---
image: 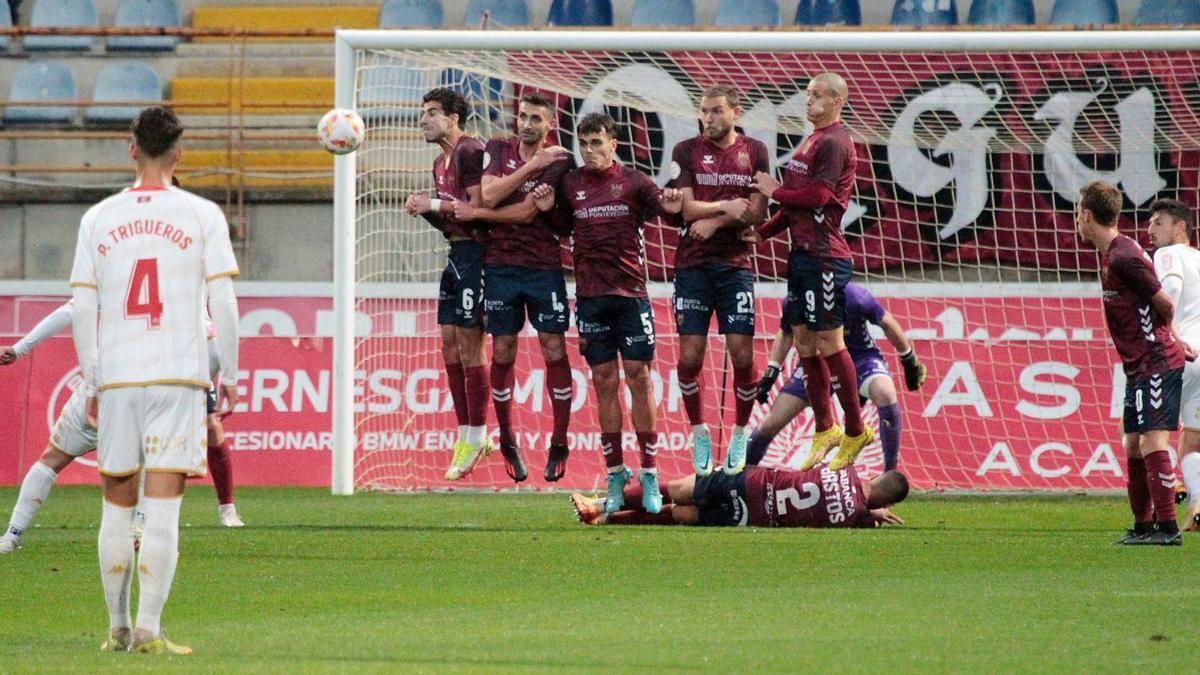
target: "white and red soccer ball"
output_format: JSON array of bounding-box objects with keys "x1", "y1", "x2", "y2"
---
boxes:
[{"x1": 318, "y1": 108, "x2": 365, "y2": 155}]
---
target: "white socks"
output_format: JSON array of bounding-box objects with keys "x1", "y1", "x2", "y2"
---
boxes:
[
  {"x1": 1182, "y1": 452, "x2": 1200, "y2": 510},
  {"x1": 692, "y1": 424, "x2": 710, "y2": 439},
  {"x1": 98, "y1": 500, "x2": 135, "y2": 632},
  {"x1": 457, "y1": 424, "x2": 467, "y2": 443},
  {"x1": 135, "y1": 496, "x2": 182, "y2": 638},
  {"x1": 465, "y1": 425, "x2": 487, "y2": 447},
  {"x1": 7, "y1": 462, "x2": 57, "y2": 538}
]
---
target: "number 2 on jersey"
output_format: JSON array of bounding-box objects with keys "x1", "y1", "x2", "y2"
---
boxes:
[{"x1": 125, "y1": 258, "x2": 163, "y2": 329}]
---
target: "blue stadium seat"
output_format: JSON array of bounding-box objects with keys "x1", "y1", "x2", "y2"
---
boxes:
[
  {"x1": 439, "y1": 68, "x2": 505, "y2": 120},
  {"x1": 715, "y1": 0, "x2": 779, "y2": 26},
  {"x1": 4, "y1": 61, "x2": 77, "y2": 124},
  {"x1": 631, "y1": 0, "x2": 695, "y2": 26},
  {"x1": 358, "y1": 65, "x2": 426, "y2": 122},
  {"x1": 107, "y1": 0, "x2": 181, "y2": 51},
  {"x1": 967, "y1": 0, "x2": 1033, "y2": 25},
  {"x1": 0, "y1": 8, "x2": 11, "y2": 50},
  {"x1": 1050, "y1": 0, "x2": 1117, "y2": 25},
  {"x1": 24, "y1": 0, "x2": 99, "y2": 51},
  {"x1": 795, "y1": 0, "x2": 861, "y2": 26},
  {"x1": 379, "y1": 0, "x2": 444, "y2": 28},
  {"x1": 1135, "y1": 0, "x2": 1200, "y2": 26},
  {"x1": 547, "y1": 0, "x2": 612, "y2": 26},
  {"x1": 464, "y1": 0, "x2": 531, "y2": 26},
  {"x1": 891, "y1": 0, "x2": 958, "y2": 26},
  {"x1": 84, "y1": 62, "x2": 162, "y2": 124}
]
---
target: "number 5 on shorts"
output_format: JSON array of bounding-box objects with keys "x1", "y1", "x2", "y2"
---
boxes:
[
  {"x1": 126, "y1": 257, "x2": 163, "y2": 329},
  {"x1": 640, "y1": 310, "x2": 655, "y2": 345}
]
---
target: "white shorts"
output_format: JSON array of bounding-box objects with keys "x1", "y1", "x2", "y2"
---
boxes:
[
  {"x1": 49, "y1": 391, "x2": 97, "y2": 458},
  {"x1": 1181, "y1": 358, "x2": 1200, "y2": 430},
  {"x1": 97, "y1": 385, "x2": 208, "y2": 478}
]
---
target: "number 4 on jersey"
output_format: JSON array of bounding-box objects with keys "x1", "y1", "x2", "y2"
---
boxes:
[{"x1": 125, "y1": 258, "x2": 163, "y2": 329}]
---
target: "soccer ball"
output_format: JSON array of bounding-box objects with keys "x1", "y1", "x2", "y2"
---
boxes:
[{"x1": 317, "y1": 108, "x2": 365, "y2": 155}]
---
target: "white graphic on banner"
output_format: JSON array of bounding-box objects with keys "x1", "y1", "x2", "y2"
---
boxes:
[
  {"x1": 1035, "y1": 83, "x2": 1165, "y2": 206},
  {"x1": 887, "y1": 82, "x2": 999, "y2": 240}
]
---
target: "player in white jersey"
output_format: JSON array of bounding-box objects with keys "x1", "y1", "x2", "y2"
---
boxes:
[
  {"x1": 1148, "y1": 198, "x2": 1200, "y2": 531},
  {"x1": 69, "y1": 107, "x2": 239, "y2": 655},
  {"x1": 0, "y1": 306, "x2": 242, "y2": 553}
]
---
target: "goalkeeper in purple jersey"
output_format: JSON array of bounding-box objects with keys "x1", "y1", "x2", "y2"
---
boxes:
[{"x1": 750, "y1": 282, "x2": 927, "y2": 472}]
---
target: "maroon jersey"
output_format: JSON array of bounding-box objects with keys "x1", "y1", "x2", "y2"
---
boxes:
[
  {"x1": 554, "y1": 162, "x2": 667, "y2": 298},
  {"x1": 671, "y1": 134, "x2": 770, "y2": 269},
  {"x1": 1101, "y1": 234, "x2": 1185, "y2": 380},
  {"x1": 779, "y1": 122, "x2": 857, "y2": 259},
  {"x1": 744, "y1": 465, "x2": 874, "y2": 528},
  {"x1": 427, "y1": 135, "x2": 485, "y2": 241},
  {"x1": 481, "y1": 137, "x2": 572, "y2": 270}
]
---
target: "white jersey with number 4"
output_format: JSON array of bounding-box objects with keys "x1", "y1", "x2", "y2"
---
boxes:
[
  {"x1": 1153, "y1": 243, "x2": 1200, "y2": 346},
  {"x1": 69, "y1": 185, "x2": 238, "y2": 391}
]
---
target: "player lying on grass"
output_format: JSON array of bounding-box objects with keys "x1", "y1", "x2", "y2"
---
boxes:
[
  {"x1": 571, "y1": 463, "x2": 908, "y2": 528},
  {"x1": 0, "y1": 304, "x2": 242, "y2": 554},
  {"x1": 751, "y1": 283, "x2": 926, "y2": 472}
]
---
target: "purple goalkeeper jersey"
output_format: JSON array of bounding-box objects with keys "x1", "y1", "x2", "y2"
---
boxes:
[
  {"x1": 745, "y1": 465, "x2": 874, "y2": 528},
  {"x1": 429, "y1": 135, "x2": 486, "y2": 241},
  {"x1": 843, "y1": 282, "x2": 886, "y2": 359},
  {"x1": 1100, "y1": 234, "x2": 1185, "y2": 380},
  {"x1": 671, "y1": 133, "x2": 769, "y2": 270},
  {"x1": 481, "y1": 137, "x2": 573, "y2": 270},
  {"x1": 553, "y1": 162, "x2": 667, "y2": 299}
]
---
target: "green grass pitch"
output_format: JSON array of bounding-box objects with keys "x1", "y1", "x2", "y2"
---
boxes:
[{"x1": 0, "y1": 486, "x2": 1197, "y2": 672}]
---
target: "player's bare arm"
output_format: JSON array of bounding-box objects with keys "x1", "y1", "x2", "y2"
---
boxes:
[
  {"x1": 454, "y1": 192, "x2": 538, "y2": 224},
  {"x1": 480, "y1": 146, "x2": 568, "y2": 207},
  {"x1": 0, "y1": 346, "x2": 15, "y2": 365}
]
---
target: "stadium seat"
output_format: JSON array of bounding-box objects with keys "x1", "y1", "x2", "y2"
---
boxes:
[
  {"x1": 358, "y1": 65, "x2": 427, "y2": 121},
  {"x1": 890, "y1": 0, "x2": 958, "y2": 26},
  {"x1": 439, "y1": 68, "x2": 505, "y2": 120},
  {"x1": 794, "y1": 0, "x2": 861, "y2": 26},
  {"x1": 0, "y1": 7, "x2": 11, "y2": 49},
  {"x1": 464, "y1": 0, "x2": 532, "y2": 27},
  {"x1": 631, "y1": 0, "x2": 695, "y2": 26},
  {"x1": 171, "y1": 77, "x2": 332, "y2": 114},
  {"x1": 24, "y1": 0, "x2": 99, "y2": 51},
  {"x1": 191, "y1": 6, "x2": 378, "y2": 42},
  {"x1": 1135, "y1": 0, "x2": 1200, "y2": 26},
  {"x1": 547, "y1": 0, "x2": 612, "y2": 26},
  {"x1": 179, "y1": 149, "x2": 333, "y2": 188},
  {"x1": 84, "y1": 63, "x2": 162, "y2": 124},
  {"x1": 106, "y1": 0, "x2": 181, "y2": 51},
  {"x1": 1050, "y1": 0, "x2": 1118, "y2": 25},
  {"x1": 379, "y1": 0, "x2": 444, "y2": 28},
  {"x1": 967, "y1": 0, "x2": 1033, "y2": 25},
  {"x1": 715, "y1": 0, "x2": 779, "y2": 26},
  {"x1": 4, "y1": 61, "x2": 77, "y2": 124}
]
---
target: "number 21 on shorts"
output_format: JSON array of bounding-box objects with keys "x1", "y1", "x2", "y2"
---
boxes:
[{"x1": 125, "y1": 257, "x2": 163, "y2": 329}]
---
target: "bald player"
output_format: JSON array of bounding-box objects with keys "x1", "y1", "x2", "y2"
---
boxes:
[{"x1": 751, "y1": 72, "x2": 874, "y2": 473}]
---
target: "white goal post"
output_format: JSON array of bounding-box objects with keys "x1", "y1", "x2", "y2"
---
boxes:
[{"x1": 332, "y1": 28, "x2": 1200, "y2": 495}]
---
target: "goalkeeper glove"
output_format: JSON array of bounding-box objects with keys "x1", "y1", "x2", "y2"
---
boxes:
[
  {"x1": 756, "y1": 362, "x2": 782, "y2": 404},
  {"x1": 899, "y1": 349, "x2": 926, "y2": 391}
]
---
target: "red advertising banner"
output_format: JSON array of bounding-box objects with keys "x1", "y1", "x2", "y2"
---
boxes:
[
  {"x1": 0, "y1": 291, "x2": 1150, "y2": 491},
  {"x1": 504, "y1": 49, "x2": 1200, "y2": 278}
]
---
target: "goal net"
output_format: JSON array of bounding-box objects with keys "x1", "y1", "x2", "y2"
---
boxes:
[{"x1": 332, "y1": 29, "x2": 1200, "y2": 493}]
